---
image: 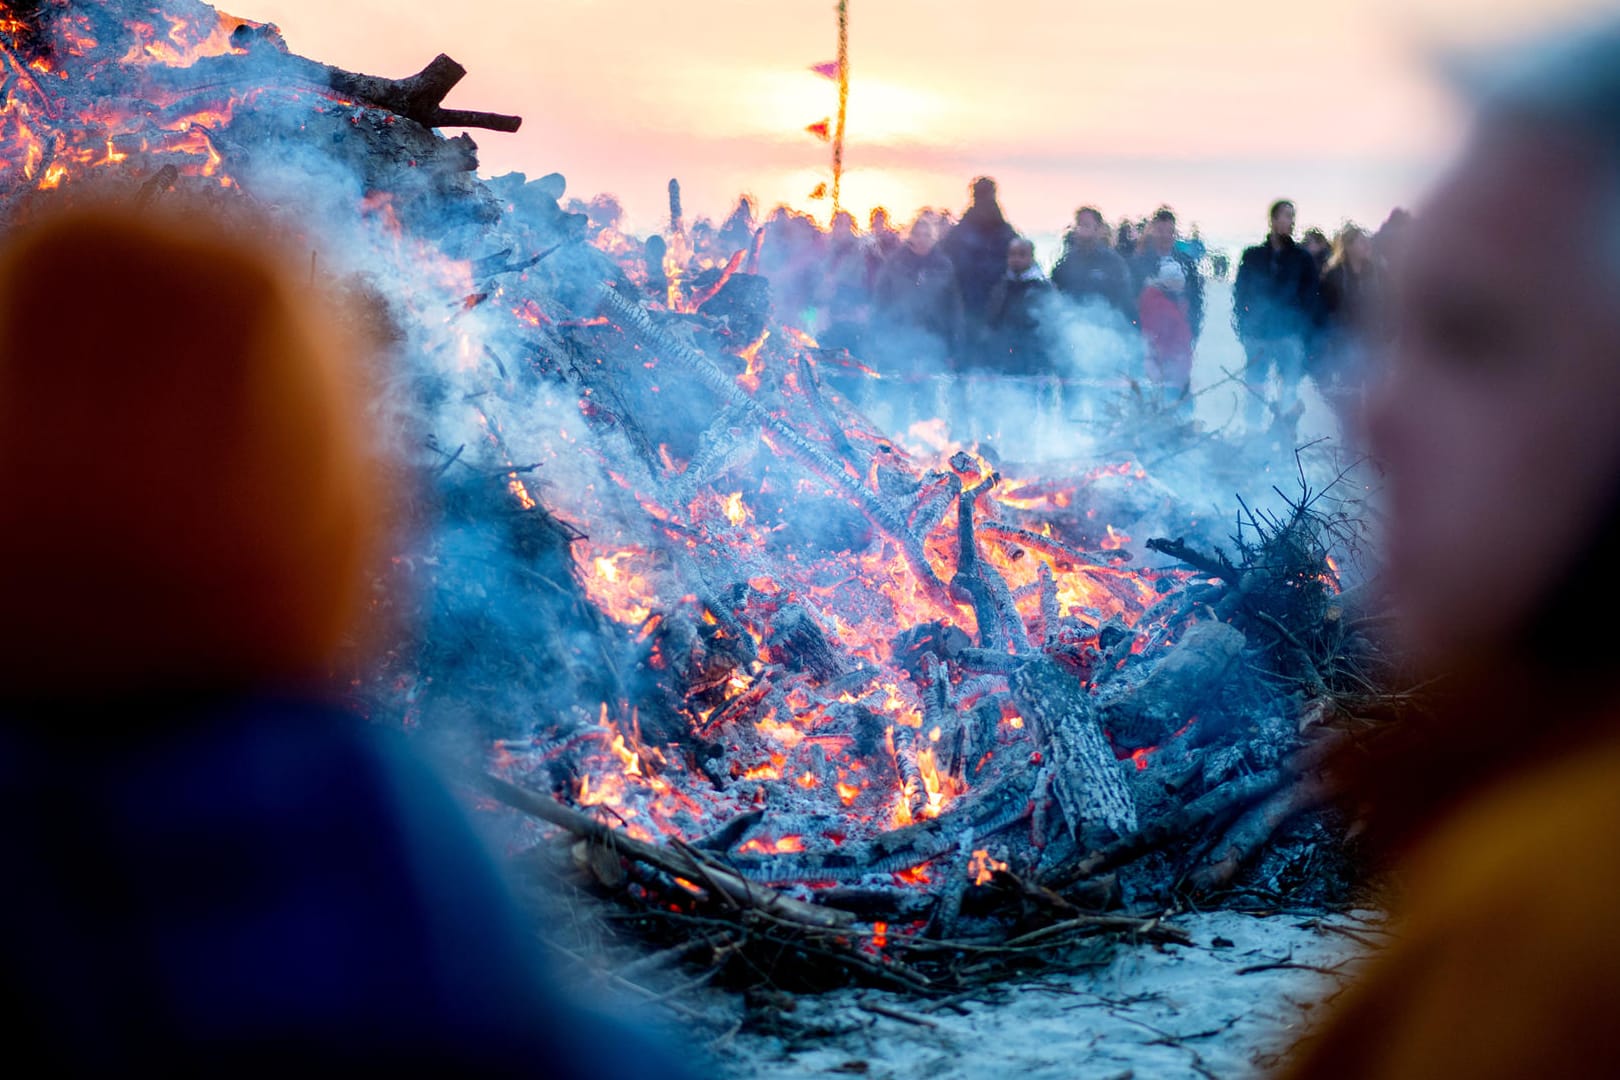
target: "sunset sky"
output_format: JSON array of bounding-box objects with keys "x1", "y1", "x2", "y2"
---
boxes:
[{"x1": 242, "y1": 0, "x2": 1615, "y2": 250}]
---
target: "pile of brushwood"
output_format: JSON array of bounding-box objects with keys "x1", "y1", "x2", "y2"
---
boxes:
[{"x1": 423, "y1": 460, "x2": 1410, "y2": 1013}]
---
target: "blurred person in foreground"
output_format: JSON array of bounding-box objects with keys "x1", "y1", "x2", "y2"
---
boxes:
[
  {"x1": 0, "y1": 203, "x2": 686, "y2": 1077},
  {"x1": 1280, "y1": 18, "x2": 1620, "y2": 1079}
]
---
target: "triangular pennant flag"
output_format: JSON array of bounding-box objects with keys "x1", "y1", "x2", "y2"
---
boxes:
[
  {"x1": 810, "y1": 60, "x2": 840, "y2": 80},
  {"x1": 809, "y1": 182, "x2": 828, "y2": 200},
  {"x1": 805, "y1": 119, "x2": 831, "y2": 141}
]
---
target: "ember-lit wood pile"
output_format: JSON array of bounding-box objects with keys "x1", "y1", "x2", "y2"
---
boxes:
[{"x1": 1, "y1": 0, "x2": 1400, "y2": 1000}]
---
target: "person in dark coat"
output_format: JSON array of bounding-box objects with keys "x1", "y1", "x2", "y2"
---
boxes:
[
  {"x1": 1131, "y1": 206, "x2": 1204, "y2": 341},
  {"x1": 1301, "y1": 227, "x2": 1332, "y2": 273},
  {"x1": 1114, "y1": 218, "x2": 1140, "y2": 258},
  {"x1": 938, "y1": 177, "x2": 1018, "y2": 337},
  {"x1": 873, "y1": 214, "x2": 966, "y2": 372},
  {"x1": 1232, "y1": 198, "x2": 1322, "y2": 433},
  {"x1": 1316, "y1": 223, "x2": 1388, "y2": 435},
  {"x1": 1051, "y1": 206, "x2": 1135, "y2": 322},
  {"x1": 0, "y1": 203, "x2": 688, "y2": 1078},
  {"x1": 983, "y1": 236, "x2": 1053, "y2": 375}
]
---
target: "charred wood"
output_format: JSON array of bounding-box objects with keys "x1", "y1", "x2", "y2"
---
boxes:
[
  {"x1": 766, "y1": 604, "x2": 848, "y2": 683},
  {"x1": 908, "y1": 472, "x2": 961, "y2": 537},
  {"x1": 461, "y1": 768, "x2": 853, "y2": 929},
  {"x1": 158, "y1": 45, "x2": 522, "y2": 132},
  {"x1": 692, "y1": 808, "x2": 766, "y2": 853},
  {"x1": 1097, "y1": 618, "x2": 1246, "y2": 750},
  {"x1": 924, "y1": 835, "x2": 976, "y2": 940},
  {"x1": 956, "y1": 648, "x2": 1026, "y2": 675},
  {"x1": 1182, "y1": 774, "x2": 1332, "y2": 894},
  {"x1": 981, "y1": 521, "x2": 1116, "y2": 568},
  {"x1": 1011, "y1": 658, "x2": 1139, "y2": 843},
  {"x1": 597, "y1": 285, "x2": 951, "y2": 603},
  {"x1": 133, "y1": 163, "x2": 179, "y2": 210},
  {"x1": 1041, "y1": 769, "x2": 1286, "y2": 889},
  {"x1": 1145, "y1": 536, "x2": 1239, "y2": 584}
]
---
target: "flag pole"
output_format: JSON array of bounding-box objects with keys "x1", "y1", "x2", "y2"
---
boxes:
[{"x1": 831, "y1": 0, "x2": 849, "y2": 219}]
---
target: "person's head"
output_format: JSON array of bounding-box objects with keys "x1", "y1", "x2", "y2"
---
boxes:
[
  {"x1": 1366, "y1": 22, "x2": 1620, "y2": 675},
  {"x1": 870, "y1": 206, "x2": 895, "y2": 234},
  {"x1": 1302, "y1": 227, "x2": 1330, "y2": 258},
  {"x1": 1072, "y1": 206, "x2": 1106, "y2": 247},
  {"x1": 1269, "y1": 199, "x2": 1296, "y2": 239},
  {"x1": 1375, "y1": 207, "x2": 1414, "y2": 267},
  {"x1": 1328, "y1": 224, "x2": 1372, "y2": 272},
  {"x1": 0, "y1": 201, "x2": 382, "y2": 699},
  {"x1": 1147, "y1": 206, "x2": 1177, "y2": 252},
  {"x1": 906, "y1": 214, "x2": 939, "y2": 254},
  {"x1": 1006, "y1": 236, "x2": 1035, "y2": 274},
  {"x1": 970, "y1": 176, "x2": 998, "y2": 206}
]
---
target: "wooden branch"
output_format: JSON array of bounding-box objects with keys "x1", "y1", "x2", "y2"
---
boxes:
[
  {"x1": 1011, "y1": 657, "x2": 1139, "y2": 843},
  {"x1": 1041, "y1": 770, "x2": 1285, "y2": 889},
  {"x1": 597, "y1": 285, "x2": 952, "y2": 603},
  {"x1": 1183, "y1": 774, "x2": 1331, "y2": 894},
  {"x1": 459, "y1": 767, "x2": 853, "y2": 930},
  {"x1": 323, "y1": 53, "x2": 521, "y2": 132},
  {"x1": 151, "y1": 46, "x2": 522, "y2": 133},
  {"x1": 1145, "y1": 536, "x2": 1238, "y2": 583}
]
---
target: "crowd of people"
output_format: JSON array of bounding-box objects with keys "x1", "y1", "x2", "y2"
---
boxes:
[{"x1": 599, "y1": 178, "x2": 1411, "y2": 433}]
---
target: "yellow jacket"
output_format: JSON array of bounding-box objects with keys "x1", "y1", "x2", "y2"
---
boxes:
[{"x1": 1282, "y1": 729, "x2": 1620, "y2": 1078}]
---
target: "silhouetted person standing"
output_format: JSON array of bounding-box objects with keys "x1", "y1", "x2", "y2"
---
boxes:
[
  {"x1": 1233, "y1": 198, "x2": 1321, "y2": 434},
  {"x1": 939, "y1": 177, "x2": 1018, "y2": 340},
  {"x1": 1137, "y1": 257, "x2": 1194, "y2": 408},
  {"x1": 1317, "y1": 223, "x2": 1387, "y2": 434},
  {"x1": 874, "y1": 214, "x2": 966, "y2": 373}
]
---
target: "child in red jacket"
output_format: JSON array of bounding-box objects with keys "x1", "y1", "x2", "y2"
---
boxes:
[{"x1": 1138, "y1": 257, "x2": 1193, "y2": 407}]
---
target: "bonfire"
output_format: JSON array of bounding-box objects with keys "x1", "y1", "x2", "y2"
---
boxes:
[{"x1": 0, "y1": 0, "x2": 1401, "y2": 1002}]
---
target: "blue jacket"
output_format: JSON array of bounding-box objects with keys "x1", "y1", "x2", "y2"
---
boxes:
[{"x1": 0, "y1": 696, "x2": 691, "y2": 1077}]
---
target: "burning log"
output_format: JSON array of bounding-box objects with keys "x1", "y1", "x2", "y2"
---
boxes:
[
  {"x1": 462, "y1": 767, "x2": 853, "y2": 930},
  {"x1": 981, "y1": 520, "x2": 1119, "y2": 569},
  {"x1": 596, "y1": 284, "x2": 951, "y2": 603},
  {"x1": 1011, "y1": 658, "x2": 1139, "y2": 844},
  {"x1": 1096, "y1": 618, "x2": 1246, "y2": 750},
  {"x1": 766, "y1": 604, "x2": 848, "y2": 682},
  {"x1": 724, "y1": 773, "x2": 1034, "y2": 884},
  {"x1": 951, "y1": 472, "x2": 1031, "y2": 653}
]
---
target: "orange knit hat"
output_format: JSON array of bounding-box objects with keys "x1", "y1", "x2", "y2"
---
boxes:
[{"x1": 0, "y1": 201, "x2": 380, "y2": 697}]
